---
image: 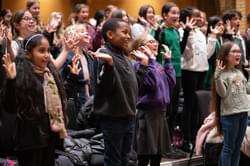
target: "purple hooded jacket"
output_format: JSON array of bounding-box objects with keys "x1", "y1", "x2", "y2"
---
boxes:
[{"x1": 134, "y1": 58, "x2": 176, "y2": 111}]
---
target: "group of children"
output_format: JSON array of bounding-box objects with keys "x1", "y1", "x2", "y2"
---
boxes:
[{"x1": 1, "y1": 1, "x2": 250, "y2": 166}]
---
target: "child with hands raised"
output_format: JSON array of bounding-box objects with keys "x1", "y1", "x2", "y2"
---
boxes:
[
  {"x1": 212, "y1": 41, "x2": 250, "y2": 166},
  {"x1": 2, "y1": 33, "x2": 80, "y2": 166},
  {"x1": 131, "y1": 34, "x2": 176, "y2": 166},
  {"x1": 90, "y1": 18, "x2": 148, "y2": 166}
]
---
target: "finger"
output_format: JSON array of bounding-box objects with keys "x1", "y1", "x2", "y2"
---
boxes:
[
  {"x1": 162, "y1": 44, "x2": 169, "y2": 52},
  {"x1": 67, "y1": 65, "x2": 73, "y2": 71},
  {"x1": 210, "y1": 26, "x2": 214, "y2": 32},
  {"x1": 191, "y1": 20, "x2": 197, "y2": 26},
  {"x1": 77, "y1": 68, "x2": 81, "y2": 73},
  {"x1": 12, "y1": 62, "x2": 16, "y2": 73},
  {"x1": 88, "y1": 51, "x2": 96, "y2": 58},
  {"x1": 76, "y1": 61, "x2": 80, "y2": 69}
]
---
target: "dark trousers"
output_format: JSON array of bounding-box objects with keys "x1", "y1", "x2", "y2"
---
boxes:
[
  {"x1": 168, "y1": 77, "x2": 182, "y2": 139},
  {"x1": 137, "y1": 154, "x2": 161, "y2": 166},
  {"x1": 181, "y1": 70, "x2": 206, "y2": 142},
  {"x1": 100, "y1": 116, "x2": 135, "y2": 166},
  {"x1": 17, "y1": 146, "x2": 55, "y2": 166}
]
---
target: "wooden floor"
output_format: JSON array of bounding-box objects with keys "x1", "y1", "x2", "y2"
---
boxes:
[{"x1": 161, "y1": 155, "x2": 203, "y2": 166}]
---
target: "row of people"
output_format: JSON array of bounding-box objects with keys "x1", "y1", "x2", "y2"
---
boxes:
[{"x1": 1, "y1": 1, "x2": 250, "y2": 166}]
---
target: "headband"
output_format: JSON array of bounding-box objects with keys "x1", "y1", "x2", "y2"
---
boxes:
[{"x1": 24, "y1": 34, "x2": 43, "y2": 50}]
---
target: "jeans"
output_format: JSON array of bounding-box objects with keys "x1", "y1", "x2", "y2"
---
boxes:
[
  {"x1": 100, "y1": 116, "x2": 135, "y2": 166},
  {"x1": 220, "y1": 112, "x2": 247, "y2": 166}
]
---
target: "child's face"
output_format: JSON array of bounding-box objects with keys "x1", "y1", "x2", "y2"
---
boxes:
[
  {"x1": 146, "y1": 7, "x2": 155, "y2": 22},
  {"x1": 78, "y1": 7, "x2": 89, "y2": 23},
  {"x1": 230, "y1": 15, "x2": 241, "y2": 32},
  {"x1": 227, "y1": 44, "x2": 241, "y2": 68},
  {"x1": 108, "y1": 21, "x2": 131, "y2": 51},
  {"x1": 200, "y1": 11, "x2": 207, "y2": 27},
  {"x1": 31, "y1": 38, "x2": 50, "y2": 69},
  {"x1": 76, "y1": 25, "x2": 90, "y2": 46},
  {"x1": 4, "y1": 11, "x2": 12, "y2": 22},
  {"x1": 17, "y1": 11, "x2": 36, "y2": 37},
  {"x1": 163, "y1": 6, "x2": 180, "y2": 27},
  {"x1": 191, "y1": 9, "x2": 202, "y2": 27},
  {"x1": 215, "y1": 20, "x2": 225, "y2": 35},
  {"x1": 121, "y1": 10, "x2": 129, "y2": 22},
  {"x1": 143, "y1": 35, "x2": 158, "y2": 56},
  {"x1": 29, "y1": 2, "x2": 40, "y2": 18}
]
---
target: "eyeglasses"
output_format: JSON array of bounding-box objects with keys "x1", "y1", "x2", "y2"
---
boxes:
[
  {"x1": 5, "y1": 14, "x2": 12, "y2": 18},
  {"x1": 143, "y1": 39, "x2": 157, "y2": 45},
  {"x1": 22, "y1": 16, "x2": 35, "y2": 22},
  {"x1": 230, "y1": 49, "x2": 241, "y2": 54}
]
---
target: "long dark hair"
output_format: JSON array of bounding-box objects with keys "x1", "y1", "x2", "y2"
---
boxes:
[
  {"x1": 206, "y1": 16, "x2": 221, "y2": 36},
  {"x1": 210, "y1": 80, "x2": 222, "y2": 135},
  {"x1": 15, "y1": 33, "x2": 67, "y2": 121}
]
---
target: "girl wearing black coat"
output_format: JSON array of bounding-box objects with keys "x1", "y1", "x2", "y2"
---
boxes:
[{"x1": 1, "y1": 33, "x2": 79, "y2": 166}]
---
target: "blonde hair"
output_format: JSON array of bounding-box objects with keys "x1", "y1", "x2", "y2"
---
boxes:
[
  {"x1": 64, "y1": 24, "x2": 86, "y2": 39},
  {"x1": 131, "y1": 33, "x2": 154, "y2": 50}
]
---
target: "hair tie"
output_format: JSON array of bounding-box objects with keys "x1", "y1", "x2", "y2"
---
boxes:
[{"x1": 24, "y1": 34, "x2": 43, "y2": 50}]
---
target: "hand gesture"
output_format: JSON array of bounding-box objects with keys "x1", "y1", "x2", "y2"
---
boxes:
[
  {"x1": 89, "y1": 51, "x2": 113, "y2": 65},
  {"x1": 138, "y1": 16, "x2": 149, "y2": 27},
  {"x1": 216, "y1": 59, "x2": 225, "y2": 70},
  {"x1": 244, "y1": 60, "x2": 250, "y2": 72},
  {"x1": 148, "y1": 16, "x2": 159, "y2": 30},
  {"x1": 2, "y1": 53, "x2": 16, "y2": 79},
  {"x1": 184, "y1": 17, "x2": 196, "y2": 30},
  {"x1": 63, "y1": 33, "x2": 80, "y2": 51},
  {"x1": 46, "y1": 17, "x2": 60, "y2": 33},
  {"x1": 225, "y1": 20, "x2": 235, "y2": 35},
  {"x1": 139, "y1": 45, "x2": 152, "y2": 57},
  {"x1": 130, "y1": 50, "x2": 149, "y2": 65},
  {"x1": 210, "y1": 25, "x2": 221, "y2": 36},
  {"x1": 68, "y1": 54, "x2": 81, "y2": 75},
  {"x1": 161, "y1": 44, "x2": 172, "y2": 59}
]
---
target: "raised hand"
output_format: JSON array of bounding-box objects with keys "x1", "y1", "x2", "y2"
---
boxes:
[
  {"x1": 185, "y1": 17, "x2": 196, "y2": 30},
  {"x1": 138, "y1": 16, "x2": 150, "y2": 27},
  {"x1": 148, "y1": 16, "x2": 159, "y2": 30},
  {"x1": 46, "y1": 16, "x2": 60, "y2": 33},
  {"x1": 63, "y1": 34, "x2": 80, "y2": 51},
  {"x1": 225, "y1": 20, "x2": 235, "y2": 35},
  {"x1": 216, "y1": 59, "x2": 226, "y2": 70},
  {"x1": 2, "y1": 53, "x2": 16, "y2": 79},
  {"x1": 130, "y1": 50, "x2": 149, "y2": 65},
  {"x1": 89, "y1": 51, "x2": 113, "y2": 65},
  {"x1": 68, "y1": 54, "x2": 81, "y2": 75},
  {"x1": 139, "y1": 45, "x2": 152, "y2": 57},
  {"x1": 161, "y1": 44, "x2": 172, "y2": 59},
  {"x1": 210, "y1": 25, "x2": 221, "y2": 36}
]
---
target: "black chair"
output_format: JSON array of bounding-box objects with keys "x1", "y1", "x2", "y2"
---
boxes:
[
  {"x1": 188, "y1": 90, "x2": 211, "y2": 166},
  {"x1": 195, "y1": 90, "x2": 211, "y2": 129}
]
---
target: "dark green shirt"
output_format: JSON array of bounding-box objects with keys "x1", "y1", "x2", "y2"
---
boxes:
[{"x1": 159, "y1": 27, "x2": 182, "y2": 77}]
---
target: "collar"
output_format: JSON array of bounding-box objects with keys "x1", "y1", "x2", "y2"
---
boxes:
[{"x1": 105, "y1": 43, "x2": 126, "y2": 55}]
